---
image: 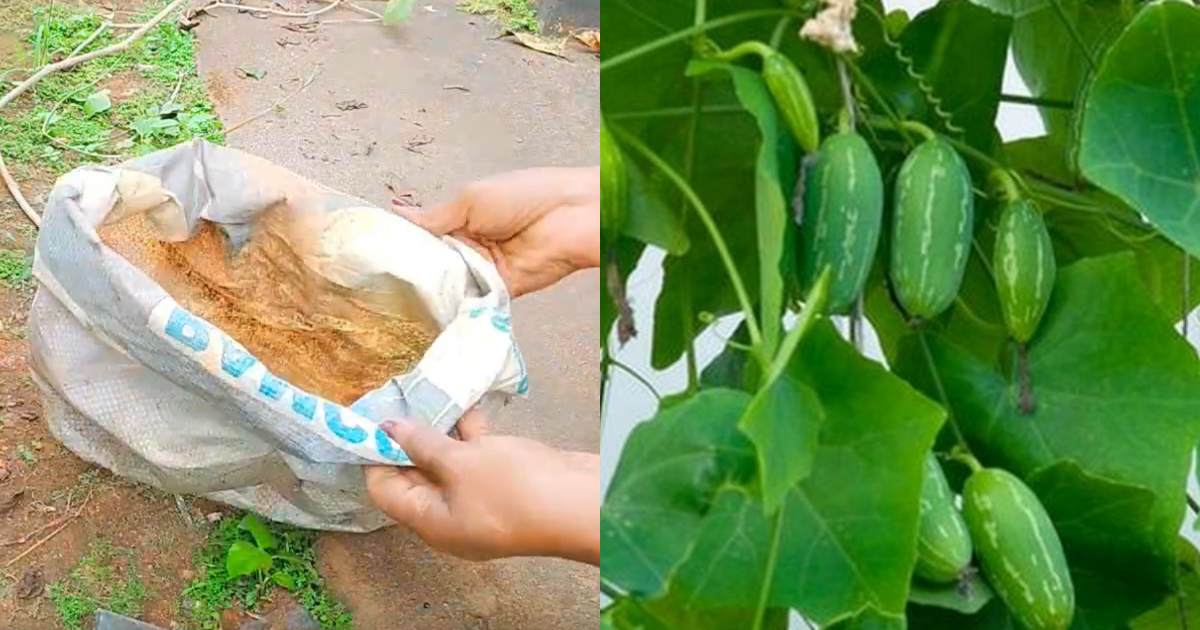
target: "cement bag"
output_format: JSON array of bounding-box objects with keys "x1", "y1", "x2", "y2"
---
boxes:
[{"x1": 27, "y1": 139, "x2": 528, "y2": 531}]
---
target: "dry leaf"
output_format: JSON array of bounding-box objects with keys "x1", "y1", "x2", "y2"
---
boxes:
[
  {"x1": 505, "y1": 31, "x2": 569, "y2": 59},
  {"x1": 16, "y1": 569, "x2": 43, "y2": 599},
  {"x1": 572, "y1": 29, "x2": 599, "y2": 53}
]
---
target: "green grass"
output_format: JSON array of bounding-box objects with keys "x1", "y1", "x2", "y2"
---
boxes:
[
  {"x1": 183, "y1": 514, "x2": 352, "y2": 630},
  {"x1": 16, "y1": 443, "x2": 35, "y2": 463},
  {"x1": 457, "y1": 0, "x2": 540, "y2": 33},
  {"x1": 0, "y1": 2, "x2": 223, "y2": 178},
  {"x1": 49, "y1": 540, "x2": 147, "y2": 630},
  {"x1": 0, "y1": 249, "x2": 31, "y2": 286}
]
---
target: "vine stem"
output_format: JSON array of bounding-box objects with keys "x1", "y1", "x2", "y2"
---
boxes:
[
  {"x1": 607, "y1": 104, "x2": 745, "y2": 120},
  {"x1": 915, "y1": 328, "x2": 972, "y2": 454},
  {"x1": 1183, "y1": 252, "x2": 1191, "y2": 338},
  {"x1": 1048, "y1": 0, "x2": 1097, "y2": 71},
  {"x1": 1187, "y1": 494, "x2": 1200, "y2": 514},
  {"x1": 607, "y1": 357, "x2": 662, "y2": 402},
  {"x1": 752, "y1": 507, "x2": 786, "y2": 630},
  {"x1": 769, "y1": 16, "x2": 793, "y2": 49},
  {"x1": 999, "y1": 93, "x2": 1074, "y2": 109},
  {"x1": 601, "y1": 9, "x2": 799, "y2": 72},
  {"x1": 844, "y1": 59, "x2": 915, "y2": 146},
  {"x1": 612, "y1": 127, "x2": 769, "y2": 368},
  {"x1": 682, "y1": 82, "x2": 704, "y2": 393}
]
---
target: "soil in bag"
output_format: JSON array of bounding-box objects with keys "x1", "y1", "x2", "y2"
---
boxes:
[{"x1": 98, "y1": 204, "x2": 436, "y2": 405}]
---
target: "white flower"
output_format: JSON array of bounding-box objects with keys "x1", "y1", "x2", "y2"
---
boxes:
[{"x1": 800, "y1": 0, "x2": 860, "y2": 54}]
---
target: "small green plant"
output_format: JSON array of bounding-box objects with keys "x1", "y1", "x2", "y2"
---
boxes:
[
  {"x1": 49, "y1": 540, "x2": 146, "y2": 630},
  {"x1": 457, "y1": 0, "x2": 540, "y2": 33},
  {"x1": 0, "y1": 250, "x2": 32, "y2": 287},
  {"x1": 183, "y1": 513, "x2": 351, "y2": 630},
  {"x1": 16, "y1": 444, "x2": 35, "y2": 464}
]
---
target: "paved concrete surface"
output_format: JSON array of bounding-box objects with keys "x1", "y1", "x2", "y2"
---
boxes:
[{"x1": 193, "y1": 2, "x2": 598, "y2": 628}]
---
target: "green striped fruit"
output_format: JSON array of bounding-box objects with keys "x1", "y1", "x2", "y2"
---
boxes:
[
  {"x1": 914, "y1": 453, "x2": 973, "y2": 583},
  {"x1": 994, "y1": 199, "x2": 1056, "y2": 343},
  {"x1": 889, "y1": 138, "x2": 975, "y2": 320},
  {"x1": 963, "y1": 468, "x2": 1074, "y2": 630},
  {"x1": 761, "y1": 52, "x2": 819, "y2": 153},
  {"x1": 600, "y1": 118, "x2": 627, "y2": 245},
  {"x1": 798, "y1": 131, "x2": 884, "y2": 314}
]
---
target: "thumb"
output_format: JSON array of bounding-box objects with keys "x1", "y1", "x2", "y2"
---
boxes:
[
  {"x1": 392, "y1": 198, "x2": 468, "y2": 237},
  {"x1": 379, "y1": 419, "x2": 456, "y2": 476}
]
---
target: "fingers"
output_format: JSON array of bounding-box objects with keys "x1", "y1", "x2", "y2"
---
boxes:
[
  {"x1": 378, "y1": 419, "x2": 456, "y2": 476},
  {"x1": 363, "y1": 465, "x2": 450, "y2": 533},
  {"x1": 392, "y1": 199, "x2": 468, "y2": 236},
  {"x1": 456, "y1": 408, "x2": 490, "y2": 441}
]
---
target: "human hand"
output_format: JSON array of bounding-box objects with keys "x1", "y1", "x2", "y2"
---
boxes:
[
  {"x1": 392, "y1": 167, "x2": 600, "y2": 298},
  {"x1": 363, "y1": 410, "x2": 600, "y2": 564}
]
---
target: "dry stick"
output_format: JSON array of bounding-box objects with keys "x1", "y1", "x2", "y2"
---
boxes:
[
  {"x1": 346, "y1": 2, "x2": 385, "y2": 18},
  {"x1": 200, "y1": 0, "x2": 344, "y2": 19},
  {"x1": 0, "y1": 0, "x2": 189, "y2": 227},
  {"x1": 67, "y1": 22, "x2": 110, "y2": 59},
  {"x1": 0, "y1": 0, "x2": 189, "y2": 110},
  {"x1": 223, "y1": 67, "x2": 322, "y2": 135},
  {"x1": 3, "y1": 491, "x2": 92, "y2": 567},
  {"x1": 0, "y1": 155, "x2": 38, "y2": 228}
]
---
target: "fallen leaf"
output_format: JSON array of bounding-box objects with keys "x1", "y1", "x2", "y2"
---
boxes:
[
  {"x1": 16, "y1": 569, "x2": 43, "y2": 599},
  {"x1": 383, "y1": 0, "x2": 415, "y2": 25},
  {"x1": 572, "y1": 29, "x2": 599, "y2": 53},
  {"x1": 0, "y1": 464, "x2": 10, "y2": 482},
  {"x1": 282, "y1": 22, "x2": 320, "y2": 33},
  {"x1": 276, "y1": 37, "x2": 302, "y2": 47},
  {"x1": 404, "y1": 134, "x2": 434, "y2": 154},
  {"x1": 504, "y1": 30, "x2": 569, "y2": 59},
  {"x1": 442, "y1": 84, "x2": 470, "y2": 92},
  {"x1": 82, "y1": 90, "x2": 112, "y2": 117},
  {"x1": 0, "y1": 488, "x2": 24, "y2": 514},
  {"x1": 236, "y1": 66, "x2": 268, "y2": 80},
  {"x1": 336, "y1": 99, "x2": 368, "y2": 111}
]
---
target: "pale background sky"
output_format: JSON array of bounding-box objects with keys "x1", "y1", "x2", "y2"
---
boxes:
[{"x1": 600, "y1": 0, "x2": 1200, "y2": 617}]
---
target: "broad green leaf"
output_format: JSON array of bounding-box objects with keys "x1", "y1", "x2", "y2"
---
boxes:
[
  {"x1": 226, "y1": 540, "x2": 273, "y2": 578},
  {"x1": 686, "y1": 60, "x2": 788, "y2": 353},
  {"x1": 893, "y1": 254, "x2": 1200, "y2": 618},
  {"x1": 974, "y1": 0, "x2": 1130, "y2": 174},
  {"x1": 82, "y1": 90, "x2": 111, "y2": 117},
  {"x1": 383, "y1": 0, "x2": 414, "y2": 25},
  {"x1": 622, "y1": 157, "x2": 689, "y2": 256},
  {"x1": 908, "y1": 574, "x2": 994, "y2": 614},
  {"x1": 270, "y1": 571, "x2": 297, "y2": 590},
  {"x1": 1006, "y1": 136, "x2": 1200, "y2": 319},
  {"x1": 1130, "y1": 540, "x2": 1200, "y2": 629},
  {"x1": 825, "y1": 606, "x2": 908, "y2": 629},
  {"x1": 738, "y1": 374, "x2": 823, "y2": 513},
  {"x1": 667, "y1": 323, "x2": 943, "y2": 623},
  {"x1": 1027, "y1": 461, "x2": 1166, "y2": 625},
  {"x1": 239, "y1": 513, "x2": 277, "y2": 550},
  {"x1": 857, "y1": 0, "x2": 1011, "y2": 151},
  {"x1": 1079, "y1": 0, "x2": 1200, "y2": 258},
  {"x1": 907, "y1": 598, "x2": 1016, "y2": 629},
  {"x1": 600, "y1": 389, "x2": 755, "y2": 597}
]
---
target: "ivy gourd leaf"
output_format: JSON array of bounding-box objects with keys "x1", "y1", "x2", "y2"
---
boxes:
[
  {"x1": 1079, "y1": 0, "x2": 1200, "y2": 257},
  {"x1": 856, "y1": 0, "x2": 1011, "y2": 151},
  {"x1": 1130, "y1": 539, "x2": 1200, "y2": 628},
  {"x1": 824, "y1": 606, "x2": 908, "y2": 629},
  {"x1": 621, "y1": 157, "x2": 689, "y2": 256},
  {"x1": 893, "y1": 254, "x2": 1200, "y2": 621},
  {"x1": 684, "y1": 60, "x2": 791, "y2": 355},
  {"x1": 972, "y1": 0, "x2": 1130, "y2": 174},
  {"x1": 665, "y1": 323, "x2": 943, "y2": 623},
  {"x1": 737, "y1": 374, "x2": 824, "y2": 513},
  {"x1": 906, "y1": 598, "x2": 1015, "y2": 629},
  {"x1": 600, "y1": 389, "x2": 755, "y2": 597}
]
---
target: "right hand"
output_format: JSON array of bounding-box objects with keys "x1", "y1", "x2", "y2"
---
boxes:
[
  {"x1": 363, "y1": 410, "x2": 600, "y2": 564},
  {"x1": 392, "y1": 167, "x2": 600, "y2": 298}
]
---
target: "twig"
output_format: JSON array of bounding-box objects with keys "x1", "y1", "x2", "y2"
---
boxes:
[
  {"x1": 0, "y1": 155, "x2": 39, "y2": 228},
  {"x1": 224, "y1": 67, "x2": 322, "y2": 134},
  {"x1": 67, "y1": 22, "x2": 110, "y2": 59},
  {"x1": 3, "y1": 491, "x2": 92, "y2": 567},
  {"x1": 346, "y1": 2, "x2": 384, "y2": 18},
  {"x1": 0, "y1": 0, "x2": 189, "y2": 110},
  {"x1": 200, "y1": 0, "x2": 344, "y2": 19}
]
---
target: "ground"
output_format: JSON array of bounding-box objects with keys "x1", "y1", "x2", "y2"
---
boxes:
[{"x1": 0, "y1": 1, "x2": 599, "y2": 628}]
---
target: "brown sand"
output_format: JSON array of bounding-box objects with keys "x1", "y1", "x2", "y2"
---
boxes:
[{"x1": 98, "y1": 206, "x2": 436, "y2": 405}]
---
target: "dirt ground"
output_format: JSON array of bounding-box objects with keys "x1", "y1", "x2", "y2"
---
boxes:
[{"x1": 0, "y1": 1, "x2": 599, "y2": 628}]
